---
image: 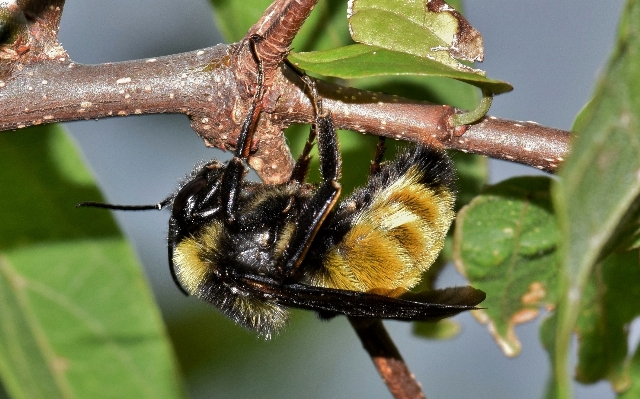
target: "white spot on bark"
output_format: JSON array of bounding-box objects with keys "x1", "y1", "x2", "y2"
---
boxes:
[{"x1": 116, "y1": 77, "x2": 131, "y2": 84}]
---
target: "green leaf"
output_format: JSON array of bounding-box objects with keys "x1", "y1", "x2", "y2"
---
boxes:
[
  {"x1": 288, "y1": 45, "x2": 512, "y2": 94},
  {"x1": 412, "y1": 319, "x2": 460, "y2": 340},
  {"x1": 618, "y1": 343, "x2": 640, "y2": 399},
  {"x1": 453, "y1": 176, "x2": 559, "y2": 356},
  {"x1": 0, "y1": 126, "x2": 183, "y2": 399},
  {"x1": 209, "y1": 0, "x2": 272, "y2": 42},
  {"x1": 551, "y1": 0, "x2": 640, "y2": 396},
  {"x1": 539, "y1": 249, "x2": 640, "y2": 396},
  {"x1": 348, "y1": 0, "x2": 483, "y2": 70},
  {"x1": 574, "y1": 249, "x2": 640, "y2": 392},
  {"x1": 291, "y1": 0, "x2": 352, "y2": 52},
  {"x1": 539, "y1": 313, "x2": 560, "y2": 399},
  {"x1": 452, "y1": 151, "x2": 489, "y2": 212}
]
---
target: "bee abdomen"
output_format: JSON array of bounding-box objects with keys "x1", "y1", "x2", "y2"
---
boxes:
[{"x1": 308, "y1": 145, "x2": 456, "y2": 296}]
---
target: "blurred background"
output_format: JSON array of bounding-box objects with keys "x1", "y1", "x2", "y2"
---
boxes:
[{"x1": 52, "y1": 1, "x2": 630, "y2": 398}]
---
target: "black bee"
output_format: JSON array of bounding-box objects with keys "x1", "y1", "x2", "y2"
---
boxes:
[{"x1": 80, "y1": 41, "x2": 484, "y2": 338}]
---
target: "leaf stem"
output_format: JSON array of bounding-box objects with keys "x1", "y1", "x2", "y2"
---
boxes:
[{"x1": 451, "y1": 89, "x2": 493, "y2": 126}]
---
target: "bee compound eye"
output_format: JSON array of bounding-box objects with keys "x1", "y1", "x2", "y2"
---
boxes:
[{"x1": 172, "y1": 176, "x2": 208, "y2": 215}]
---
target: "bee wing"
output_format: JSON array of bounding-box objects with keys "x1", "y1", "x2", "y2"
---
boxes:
[{"x1": 236, "y1": 275, "x2": 485, "y2": 321}]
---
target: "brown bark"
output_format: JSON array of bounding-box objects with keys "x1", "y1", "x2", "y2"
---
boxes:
[{"x1": 350, "y1": 318, "x2": 427, "y2": 399}]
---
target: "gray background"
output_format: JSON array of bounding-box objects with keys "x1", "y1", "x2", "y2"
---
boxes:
[{"x1": 55, "y1": 1, "x2": 632, "y2": 398}]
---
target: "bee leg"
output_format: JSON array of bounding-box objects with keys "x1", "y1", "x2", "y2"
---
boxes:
[
  {"x1": 289, "y1": 123, "x2": 317, "y2": 183},
  {"x1": 220, "y1": 35, "x2": 265, "y2": 225},
  {"x1": 369, "y1": 136, "x2": 387, "y2": 176},
  {"x1": 280, "y1": 76, "x2": 342, "y2": 280}
]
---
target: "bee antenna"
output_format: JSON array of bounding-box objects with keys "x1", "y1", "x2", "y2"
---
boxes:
[{"x1": 76, "y1": 198, "x2": 171, "y2": 211}]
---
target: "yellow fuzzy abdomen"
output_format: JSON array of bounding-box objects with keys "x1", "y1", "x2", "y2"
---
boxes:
[{"x1": 308, "y1": 166, "x2": 455, "y2": 297}]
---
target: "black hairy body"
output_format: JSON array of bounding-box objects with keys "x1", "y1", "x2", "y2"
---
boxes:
[{"x1": 169, "y1": 144, "x2": 470, "y2": 337}]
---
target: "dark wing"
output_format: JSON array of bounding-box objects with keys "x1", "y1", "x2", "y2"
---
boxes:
[{"x1": 235, "y1": 274, "x2": 485, "y2": 321}]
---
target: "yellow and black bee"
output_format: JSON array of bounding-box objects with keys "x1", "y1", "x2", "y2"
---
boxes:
[{"x1": 80, "y1": 46, "x2": 484, "y2": 338}]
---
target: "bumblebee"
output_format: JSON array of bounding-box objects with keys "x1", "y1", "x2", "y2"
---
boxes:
[{"x1": 80, "y1": 46, "x2": 484, "y2": 338}]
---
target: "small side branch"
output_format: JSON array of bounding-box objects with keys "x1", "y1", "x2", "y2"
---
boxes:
[
  {"x1": 349, "y1": 318, "x2": 426, "y2": 399},
  {"x1": 234, "y1": 0, "x2": 319, "y2": 97}
]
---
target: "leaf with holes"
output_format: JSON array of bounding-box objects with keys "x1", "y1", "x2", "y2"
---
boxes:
[
  {"x1": 453, "y1": 176, "x2": 559, "y2": 356},
  {"x1": 348, "y1": 0, "x2": 483, "y2": 72}
]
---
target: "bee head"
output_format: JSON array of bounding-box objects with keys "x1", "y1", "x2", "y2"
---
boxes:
[{"x1": 170, "y1": 160, "x2": 228, "y2": 233}]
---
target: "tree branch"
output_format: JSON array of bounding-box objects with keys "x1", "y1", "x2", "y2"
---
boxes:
[
  {"x1": 0, "y1": 49, "x2": 571, "y2": 182},
  {"x1": 349, "y1": 318, "x2": 426, "y2": 399},
  {"x1": 0, "y1": 0, "x2": 572, "y2": 185}
]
